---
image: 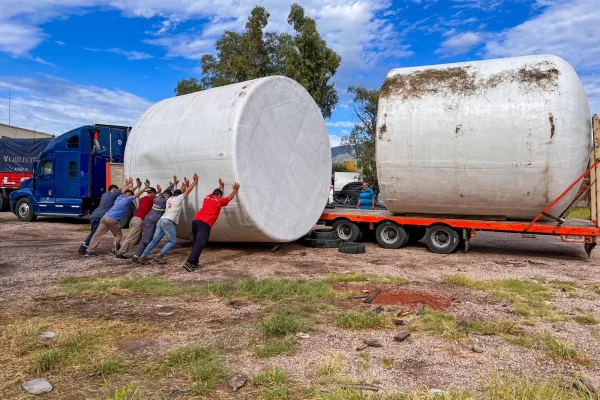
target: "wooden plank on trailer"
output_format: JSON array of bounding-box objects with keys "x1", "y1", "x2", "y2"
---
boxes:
[
  {"x1": 590, "y1": 149, "x2": 597, "y2": 225},
  {"x1": 592, "y1": 114, "x2": 600, "y2": 226}
]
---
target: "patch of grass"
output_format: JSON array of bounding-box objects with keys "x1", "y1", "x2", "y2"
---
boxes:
[
  {"x1": 153, "y1": 345, "x2": 228, "y2": 393},
  {"x1": 313, "y1": 389, "x2": 370, "y2": 400},
  {"x1": 324, "y1": 271, "x2": 408, "y2": 285},
  {"x1": 573, "y1": 314, "x2": 598, "y2": 325},
  {"x1": 550, "y1": 280, "x2": 579, "y2": 292},
  {"x1": 381, "y1": 357, "x2": 395, "y2": 370},
  {"x1": 261, "y1": 310, "x2": 303, "y2": 338},
  {"x1": 94, "y1": 359, "x2": 127, "y2": 376},
  {"x1": 60, "y1": 275, "x2": 185, "y2": 295},
  {"x1": 335, "y1": 311, "x2": 386, "y2": 330},
  {"x1": 542, "y1": 335, "x2": 590, "y2": 364},
  {"x1": 569, "y1": 207, "x2": 591, "y2": 220},
  {"x1": 255, "y1": 337, "x2": 298, "y2": 358},
  {"x1": 443, "y1": 275, "x2": 553, "y2": 318},
  {"x1": 252, "y1": 366, "x2": 288, "y2": 386},
  {"x1": 257, "y1": 386, "x2": 298, "y2": 400},
  {"x1": 588, "y1": 282, "x2": 600, "y2": 295},
  {"x1": 410, "y1": 310, "x2": 464, "y2": 340},
  {"x1": 106, "y1": 385, "x2": 145, "y2": 400},
  {"x1": 486, "y1": 373, "x2": 592, "y2": 400},
  {"x1": 316, "y1": 354, "x2": 344, "y2": 379},
  {"x1": 502, "y1": 334, "x2": 538, "y2": 348}
]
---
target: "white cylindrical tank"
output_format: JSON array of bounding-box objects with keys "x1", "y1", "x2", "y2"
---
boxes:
[
  {"x1": 125, "y1": 76, "x2": 331, "y2": 242},
  {"x1": 377, "y1": 55, "x2": 591, "y2": 220}
]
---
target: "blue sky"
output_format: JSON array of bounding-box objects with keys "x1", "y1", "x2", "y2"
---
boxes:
[{"x1": 0, "y1": 0, "x2": 598, "y2": 146}]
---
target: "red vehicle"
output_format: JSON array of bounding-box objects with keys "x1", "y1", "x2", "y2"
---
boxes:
[
  {"x1": 319, "y1": 118, "x2": 600, "y2": 257},
  {"x1": 0, "y1": 137, "x2": 53, "y2": 211}
]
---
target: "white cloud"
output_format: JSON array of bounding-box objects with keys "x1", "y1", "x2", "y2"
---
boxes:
[
  {"x1": 436, "y1": 31, "x2": 483, "y2": 56},
  {"x1": 329, "y1": 134, "x2": 342, "y2": 147},
  {"x1": 326, "y1": 121, "x2": 356, "y2": 128},
  {"x1": 55, "y1": 40, "x2": 66, "y2": 46},
  {"x1": 34, "y1": 57, "x2": 56, "y2": 67},
  {"x1": 85, "y1": 47, "x2": 154, "y2": 60},
  {"x1": 0, "y1": 75, "x2": 151, "y2": 135},
  {"x1": 0, "y1": 22, "x2": 43, "y2": 56},
  {"x1": 485, "y1": 0, "x2": 600, "y2": 71},
  {"x1": 144, "y1": 35, "x2": 213, "y2": 59}
]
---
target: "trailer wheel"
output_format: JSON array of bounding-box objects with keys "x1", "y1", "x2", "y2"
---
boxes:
[
  {"x1": 375, "y1": 222, "x2": 408, "y2": 249},
  {"x1": 406, "y1": 226, "x2": 427, "y2": 245},
  {"x1": 16, "y1": 198, "x2": 36, "y2": 222},
  {"x1": 333, "y1": 219, "x2": 361, "y2": 242},
  {"x1": 0, "y1": 194, "x2": 9, "y2": 212},
  {"x1": 425, "y1": 225, "x2": 460, "y2": 254}
]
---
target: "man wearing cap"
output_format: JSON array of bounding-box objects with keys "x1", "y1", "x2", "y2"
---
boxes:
[
  {"x1": 115, "y1": 183, "x2": 160, "y2": 259},
  {"x1": 86, "y1": 178, "x2": 147, "y2": 256},
  {"x1": 131, "y1": 176, "x2": 178, "y2": 264},
  {"x1": 140, "y1": 173, "x2": 199, "y2": 265}
]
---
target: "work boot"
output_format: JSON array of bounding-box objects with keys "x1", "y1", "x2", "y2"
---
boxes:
[
  {"x1": 183, "y1": 262, "x2": 195, "y2": 272},
  {"x1": 115, "y1": 254, "x2": 128, "y2": 260},
  {"x1": 130, "y1": 255, "x2": 139, "y2": 264},
  {"x1": 78, "y1": 247, "x2": 86, "y2": 255},
  {"x1": 85, "y1": 251, "x2": 97, "y2": 257},
  {"x1": 139, "y1": 256, "x2": 148, "y2": 265},
  {"x1": 109, "y1": 249, "x2": 117, "y2": 256},
  {"x1": 154, "y1": 254, "x2": 166, "y2": 265}
]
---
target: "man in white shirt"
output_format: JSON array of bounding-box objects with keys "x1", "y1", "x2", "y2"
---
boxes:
[{"x1": 139, "y1": 173, "x2": 198, "y2": 265}]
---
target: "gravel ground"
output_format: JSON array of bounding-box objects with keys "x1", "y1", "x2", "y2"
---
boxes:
[{"x1": 1, "y1": 212, "x2": 600, "y2": 397}]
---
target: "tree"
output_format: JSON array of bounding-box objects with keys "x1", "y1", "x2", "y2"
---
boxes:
[
  {"x1": 174, "y1": 4, "x2": 341, "y2": 119},
  {"x1": 284, "y1": 3, "x2": 341, "y2": 119},
  {"x1": 332, "y1": 162, "x2": 353, "y2": 173},
  {"x1": 174, "y1": 77, "x2": 204, "y2": 96},
  {"x1": 341, "y1": 86, "x2": 380, "y2": 185}
]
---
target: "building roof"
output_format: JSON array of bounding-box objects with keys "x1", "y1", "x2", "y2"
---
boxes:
[{"x1": 0, "y1": 123, "x2": 56, "y2": 138}]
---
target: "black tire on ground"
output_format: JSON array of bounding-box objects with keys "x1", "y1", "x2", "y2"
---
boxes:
[
  {"x1": 406, "y1": 226, "x2": 427, "y2": 245},
  {"x1": 375, "y1": 221, "x2": 409, "y2": 249},
  {"x1": 425, "y1": 224, "x2": 460, "y2": 254},
  {"x1": 302, "y1": 238, "x2": 343, "y2": 248},
  {"x1": 15, "y1": 198, "x2": 36, "y2": 222},
  {"x1": 311, "y1": 229, "x2": 340, "y2": 240},
  {"x1": 0, "y1": 194, "x2": 9, "y2": 212},
  {"x1": 120, "y1": 202, "x2": 137, "y2": 229},
  {"x1": 332, "y1": 219, "x2": 362, "y2": 242},
  {"x1": 339, "y1": 242, "x2": 366, "y2": 254}
]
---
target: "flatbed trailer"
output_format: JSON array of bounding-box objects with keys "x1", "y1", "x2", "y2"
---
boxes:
[{"x1": 319, "y1": 117, "x2": 600, "y2": 256}]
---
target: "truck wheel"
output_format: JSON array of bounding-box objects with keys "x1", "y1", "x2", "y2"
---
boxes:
[
  {"x1": 406, "y1": 226, "x2": 427, "y2": 245},
  {"x1": 375, "y1": 222, "x2": 408, "y2": 249},
  {"x1": 339, "y1": 242, "x2": 366, "y2": 254},
  {"x1": 333, "y1": 219, "x2": 361, "y2": 242},
  {"x1": 16, "y1": 198, "x2": 36, "y2": 222},
  {"x1": 0, "y1": 194, "x2": 8, "y2": 212},
  {"x1": 425, "y1": 225, "x2": 460, "y2": 254}
]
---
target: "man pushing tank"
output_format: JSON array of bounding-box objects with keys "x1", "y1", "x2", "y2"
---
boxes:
[{"x1": 183, "y1": 179, "x2": 240, "y2": 272}]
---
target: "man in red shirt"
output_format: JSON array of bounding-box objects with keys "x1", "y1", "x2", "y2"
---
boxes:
[
  {"x1": 115, "y1": 184, "x2": 160, "y2": 259},
  {"x1": 183, "y1": 179, "x2": 240, "y2": 272}
]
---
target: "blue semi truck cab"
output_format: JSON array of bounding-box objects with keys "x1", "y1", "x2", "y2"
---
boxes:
[{"x1": 10, "y1": 124, "x2": 130, "y2": 222}]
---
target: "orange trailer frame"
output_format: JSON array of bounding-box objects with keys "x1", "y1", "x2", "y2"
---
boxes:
[{"x1": 320, "y1": 116, "x2": 600, "y2": 256}]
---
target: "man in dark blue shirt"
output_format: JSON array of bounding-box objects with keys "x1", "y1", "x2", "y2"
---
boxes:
[{"x1": 78, "y1": 178, "x2": 135, "y2": 254}]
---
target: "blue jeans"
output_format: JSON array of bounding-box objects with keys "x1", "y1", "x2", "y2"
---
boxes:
[{"x1": 142, "y1": 219, "x2": 178, "y2": 257}]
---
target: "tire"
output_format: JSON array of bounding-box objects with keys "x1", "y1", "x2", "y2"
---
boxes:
[
  {"x1": 302, "y1": 238, "x2": 343, "y2": 248},
  {"x1": 120, "y1": 202, "x2": 137, "y2": 229},
  {"x1": 339, "y1": 242, "x2": 366, "y2": 254},
  {"x1": 375, "y1": 222, "x2": 408, "y2": 249},
  {"x1": 333, "y1": 219, "x2": 362, "y2": 242},
  {"x1": 311, "y1": 229, "x2": 340, "y2": 240},
  {"x1": 425, "y1": 224, "x2": 460, "y2": 254},
  {"x1": 0, "y1": 194, "x2": 8, "y2": 212},
  {"x1": 15, "y1": 198, "x2": 36, "y2": 222},
  {"x1": 406, "y1": 226, "x2": 427, "y2": 245}
]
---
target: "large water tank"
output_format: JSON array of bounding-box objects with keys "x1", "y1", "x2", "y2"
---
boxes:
[
  {"x1": 125, "y1": 76, "x2": 331, "y2": 242},
  {"x1": 377, "y1": 55, "x2": 591, "y2": 220}
]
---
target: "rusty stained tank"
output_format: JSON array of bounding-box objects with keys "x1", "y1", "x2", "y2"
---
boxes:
[{"x1": 376, "y1": 55, "x2": 591, "y2": 220}]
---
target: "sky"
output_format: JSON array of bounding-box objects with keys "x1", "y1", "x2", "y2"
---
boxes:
[{"x1": 0, "y1": 0, "x2": 598, "y2": 147}]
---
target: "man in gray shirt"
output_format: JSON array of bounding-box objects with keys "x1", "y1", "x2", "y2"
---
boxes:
[{"x1": 78, "y1": 178, "x2": 134, "y2": 254}]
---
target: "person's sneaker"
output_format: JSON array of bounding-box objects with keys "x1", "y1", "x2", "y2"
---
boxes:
[
  {"x1": 138, "y1": 256, "x2": 148, "y2": 265},
  {"x1": 77, "y1": 248, "x2": 86, "y2": 255},
  {"x1": 130, "y1": 255, "x2": 139, "y2": 264},
  {"x1": 85, "y1": 251, "x2": 97, "y2": 257},
  {"x1": 109, "y1": 249, "x2": 117, "y2": 256},
  {"x1": 116, "y1": 243, "x2": 121, "y2": 252},
  {"x1": 154, "y1": 254, "x2": 166, "y2": 265},
  {"x1": 183, "y1": 262, "x2": 195, "y2": 272},
  {"x1": 115, "y1": 254, "x2": 128, "y2": 260}
]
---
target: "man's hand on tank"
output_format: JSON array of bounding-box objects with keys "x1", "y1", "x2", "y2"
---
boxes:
[
  {"x1": 136, "y1": 177, "x2": 142, "y2": 187},
  {"x1": 144, "y1": 179, "x2": 150, "y2": 188},
  {"x1": 173, "y1": 175, "x2": 179, "y2": 185},
  {"x1": 233, "y1": 182, "x2": 240, "y2": 190},
  {"x1": 219, "y1": 178, "x2": 224, "y2": 186},
  {"x1": 193, "y1": 174, "x2": 199, "y2": 182},
  {"x1": 157, "y1": 184, "x2": 162, "y2": 193}
]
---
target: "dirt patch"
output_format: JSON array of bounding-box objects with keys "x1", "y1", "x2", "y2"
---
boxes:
[
  {"x1": 380, "y1": 61, "x2": 560, "y2": 100},
  {"x1": 118, "y1": 337, "x2": 164, "y2": 357}
]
